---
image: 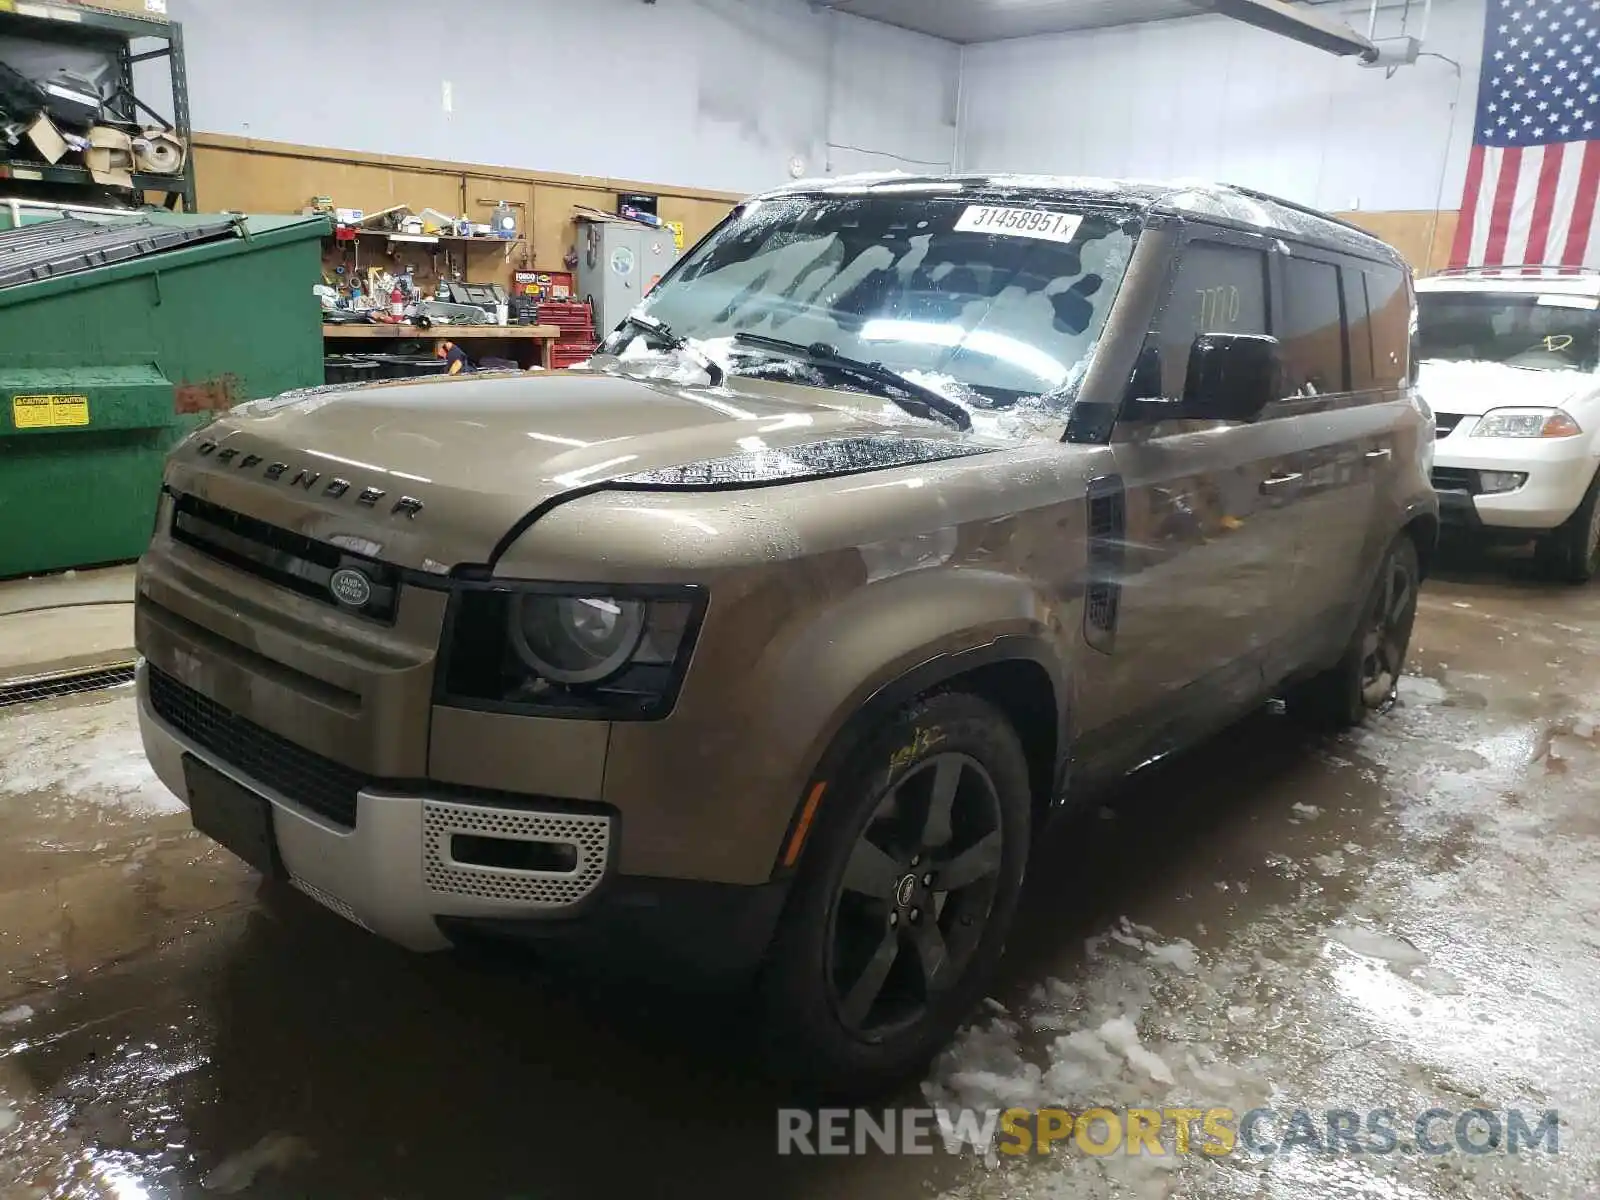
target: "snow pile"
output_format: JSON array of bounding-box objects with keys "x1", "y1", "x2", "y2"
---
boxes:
[
  {"x1": 200, "y1": 1132, "x2": 313, "y2": 1194},
  {"x1": 923, "y1": 917, "x2": 1277, "y2": 1197},
  {"x1": 1329, "y1": 925, "x2": 1428, "y2": 969},
  {"x1": 0, "y1": 694, "x2": 182, "y2": 817},
  {"x1": 1396, "y1": 675, "x2": 1449, "y2": 707},
  {"x1": 611, "y1": 343, "x2": 724, "y2": 387},
  {"x1": 1309, "y1": 851, "x2": 1347, "y2": 877}
]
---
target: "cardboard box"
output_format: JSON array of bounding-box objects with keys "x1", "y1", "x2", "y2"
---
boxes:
[
  {"x1": 23, "y1": 114, "x2": 68, "y2": 165},
  {"x1": 85, "y1": 147, "x2": 133, "y2": 173},
  {"x1": 87, "y1": 125, "x2": 133, "y2": 152},
  {"x1": 131, "y1": 129, "x2": 185, "y2": 174},
  {"x1": 85, "y1": 128, "x2": 135, "y2": 180},
  {"x1": 54, "y1": 0, "x2": 170, "y2": 22}
]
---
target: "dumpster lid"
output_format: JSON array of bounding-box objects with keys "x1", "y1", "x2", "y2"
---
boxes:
[{"x1": 0, "y1": 216, "x2": 241, "y2": 290}]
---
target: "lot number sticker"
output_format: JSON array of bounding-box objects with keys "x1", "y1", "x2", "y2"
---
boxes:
[
  {"x1": 11, "y1": 393, "x2": 89, "y2": 430},
  {"x1": 954, "y1": 205, "x2": 1083, "y2": 244}
]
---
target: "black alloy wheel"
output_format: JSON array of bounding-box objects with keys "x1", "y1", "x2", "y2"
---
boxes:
[
  {"x1": 1359, "y1": 551, "x2": 1416, "y2": 710},
  {"x1": 1288, "y1": 534, "x2": 1420, "y2": 728},
  {"x1": 757, "y1": 691, "x2": 1032, "y2": 1098},
  {"x1": 825, "y1": 752, "x2": 1004, "y2": 1039}
]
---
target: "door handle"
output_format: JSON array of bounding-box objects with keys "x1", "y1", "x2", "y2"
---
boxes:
[
  {"x1": 1260, "y1": 472, "x2": 1304, "y2": 494},
  {"x1": 1364, "y1": 448, "x2": 1392, "y2": 462}
]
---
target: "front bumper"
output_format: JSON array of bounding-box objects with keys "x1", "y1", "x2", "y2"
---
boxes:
[
  {"x1": 1432, "y1": 436, "x2": 1597, "y2": 530},
  {"x1": 1435, "y1": 487, "x2": 1484, "y2": 530},
  {"x1": 138, "y1": 663, "x2": 786, "y2": 976}
]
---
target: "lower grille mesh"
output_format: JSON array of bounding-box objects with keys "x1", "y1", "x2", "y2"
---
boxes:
[
  {"x1": 147, "y1": 667, "x2": 364, "y2": 828},
  {"x1": 1431, "y1": 466, "x2": 1480, "y2": 495},
  {"x1": 423, "y1": 801, "x2": 610, "y2": 907},
  {"x1": 292, "y1": 876, "x2": 372, "y2": 930}
]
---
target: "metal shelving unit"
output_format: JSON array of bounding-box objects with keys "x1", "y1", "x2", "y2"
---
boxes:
[{"x1": 0, "y1": 2, "x2": 196, "y2": 211}]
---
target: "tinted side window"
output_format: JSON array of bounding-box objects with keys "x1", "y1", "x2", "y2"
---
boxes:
[
  {"x1": 1281, "y1": 256, "x2": 1346, "y2": 397},
  {"x1": 1136, "y1": 242, "x2": 1270, "y2": 399},
  {"x1": 1344, "y1": 268, "x2": 1375, "y2": 390},
  {"x1": 1365, "y1": 265, "x2": 1410, "y2": 388}
]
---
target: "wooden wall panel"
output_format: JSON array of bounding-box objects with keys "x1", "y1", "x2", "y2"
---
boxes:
[
  {"x1": 191, "y1": 134, "x2": 743, "y2": 294},
  {"x1": 529, "y1": 184, "x2": 608, "y2": 273},
  {"x1": 192, "y1": 136, "x2": 1459, "y2": 292},
  {"x1": 657, "y1": 195, "x2": 736, "y2": 254},
  {"x1": 1332, "y1": 209, "x2": 1460, "y2": 276}
]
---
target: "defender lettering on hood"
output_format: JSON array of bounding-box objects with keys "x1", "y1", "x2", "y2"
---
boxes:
[{"x1": 193, "y1": 439, "x2": 425, "y2": 519}]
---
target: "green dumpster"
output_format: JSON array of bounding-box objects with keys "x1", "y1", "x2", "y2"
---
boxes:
[{"x1": 0, "y1": 211, "x2": 330, "y2": 579}]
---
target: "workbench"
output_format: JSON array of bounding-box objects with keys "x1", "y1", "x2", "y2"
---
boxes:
[{"x1": 322, "y1": 323, "x2": 562, "y2": 370}]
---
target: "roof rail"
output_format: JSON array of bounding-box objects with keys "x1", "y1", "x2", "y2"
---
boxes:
[
  {"x1": 1431, "y1": 264, "x2": 1600, "y2": 276},
  {"x1": 1215, "y1": 183, "x2": 1382, "y2": 240}
]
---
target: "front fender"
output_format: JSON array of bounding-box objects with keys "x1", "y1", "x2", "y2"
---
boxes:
[{"x1": 742, "y1": 567, "x2": 1073, "y2": 869}]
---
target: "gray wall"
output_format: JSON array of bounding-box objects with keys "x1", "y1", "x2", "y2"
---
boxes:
[
  {"x1": 156, "y1": 0, "x2": 959, "y2": 194},
  {"x1": 149, "y1": 0, "x2": 1486, "y2": 212},
  {"x1": 956, "y1": 0, "x2": 1485, "y2": 213}
]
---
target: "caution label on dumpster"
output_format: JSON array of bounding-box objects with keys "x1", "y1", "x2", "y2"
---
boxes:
[{"x1": 11, "y1": 394, "x2": 90, "y2": 430}]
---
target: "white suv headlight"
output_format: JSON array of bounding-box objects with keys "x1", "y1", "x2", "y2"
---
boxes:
[{"x1": 1470, "y1": 407, "x2": 1583, "y2": 438}]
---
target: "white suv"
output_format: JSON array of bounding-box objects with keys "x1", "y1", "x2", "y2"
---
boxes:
[{"x1": 1416, "y1": 269, "x2": 1600, "y2": 581}]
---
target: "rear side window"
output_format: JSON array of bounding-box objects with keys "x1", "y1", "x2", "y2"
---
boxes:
[
  {"x1": 1281, "y1": 256, "x2": 1346, "y2": 397},
  {"x1": 1138, "y1": 242, "x2": 1270, "y2": 399},
  {"x1": 1344, "y1": 268, "x2": 1376, "y2": 390},
  {"x1": 1365, "y1": 265, "x2": 1410, "y2": 388}
]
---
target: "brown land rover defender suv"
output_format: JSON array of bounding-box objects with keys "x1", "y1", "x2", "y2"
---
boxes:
[{"x1": 136, "y1": 176, "x2": 1437, "y2": 1093}]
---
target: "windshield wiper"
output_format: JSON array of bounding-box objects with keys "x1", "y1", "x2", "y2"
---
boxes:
[
  {"x1": 732, "y1": 332, "x2": 972, "y2": 432},
  {"x1": 614, "y1": 313, "x2": 725, "y2": 386}
]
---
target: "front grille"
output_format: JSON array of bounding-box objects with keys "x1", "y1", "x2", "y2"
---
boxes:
[
  {"x1": 1434, "y1": 412, "x2": 1469, "y2": 438},
  {"x1": 169, "y1": 492, "x2": 401, "y2": 623},
  {"x1": 1431, "y1": 466, "x2": 1480, "y2": 494},
  {"x1": 148, "y1": 666, "x2": 365, "y2": 828}
]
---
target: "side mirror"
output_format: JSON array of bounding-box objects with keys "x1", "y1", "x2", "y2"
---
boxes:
[{"x1": 1180, "y1": 333, "x2": 1283, "y2": 423}]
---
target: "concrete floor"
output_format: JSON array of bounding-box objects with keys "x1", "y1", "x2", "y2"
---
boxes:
[
  {"x1": 2, "y1": 550, "x2": 1599, "y2": 1199},
  {"x1": 0, "y1": 567, "x2": 135, "y2": 678}
]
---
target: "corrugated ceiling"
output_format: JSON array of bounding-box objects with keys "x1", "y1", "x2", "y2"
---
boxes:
[{"x1": 817, "y1": 0, "x2": 1211, "y2": 43}]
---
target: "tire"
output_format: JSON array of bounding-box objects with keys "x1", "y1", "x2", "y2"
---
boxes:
[
  {"x1": 1537, "y1": 470, "x2": 1600, "y2": 584},
  {"x1": 1289, "y1": 534, "x2": 1421, "y2": 729},
  {"x1": 757, "y1": 691, "x2": 1032, "y2": 1099}
]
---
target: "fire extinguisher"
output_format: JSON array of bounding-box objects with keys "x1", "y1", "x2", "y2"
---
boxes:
[{"x1": 390, "y1": 285, "x2": 405, "y2": 319}]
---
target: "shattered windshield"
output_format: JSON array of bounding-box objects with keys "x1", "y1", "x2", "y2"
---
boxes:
[
  {"x1": 1416, "y1": 291, "x2": 1600, "y2": 372},
  {"x1": 610, "y1": 193, "x2": 1137, "y2": 421}
]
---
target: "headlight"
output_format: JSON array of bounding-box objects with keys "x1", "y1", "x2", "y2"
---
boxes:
[
  {"x1": 510, "y1": 595, "x2": 648, "y2": 684},
  {"x1": 440, "y1": 583, "x2": 704, "y2": 719},
  {"x1": 1470, "y1": 407, "x2": 1583, "y2": 438}
]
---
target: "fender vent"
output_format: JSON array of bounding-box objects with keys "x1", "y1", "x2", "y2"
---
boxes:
[{"x1": 1083, "y1": 474, "x2": 1126, "y2": 654}]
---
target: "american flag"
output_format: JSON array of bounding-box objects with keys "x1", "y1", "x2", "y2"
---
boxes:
[{"x1": 1451, "y1": 0, "x2": 1600, "y2": 270}]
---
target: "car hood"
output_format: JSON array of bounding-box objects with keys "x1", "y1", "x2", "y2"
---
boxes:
[
  {"x1": 1417, "y1": 358, "x2": 1596, "y2": 417},
  {"x1": 163, "y1": 369, "x2": 1000, "y2": 572}
]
